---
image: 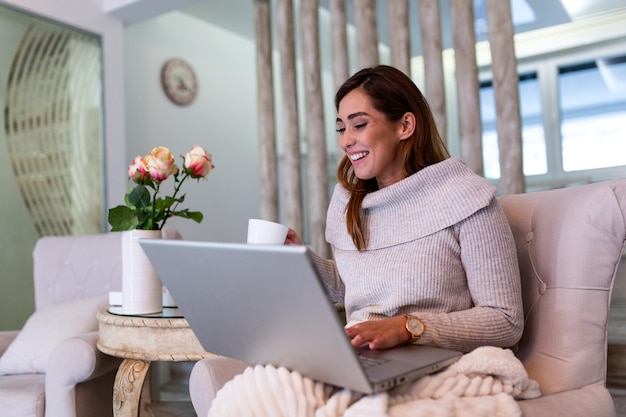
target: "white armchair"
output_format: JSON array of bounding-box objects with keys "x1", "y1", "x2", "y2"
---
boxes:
[
  {"x1": 189, "y1": 179, "x2": 626, "y2": 417},
  {"x1": 0, "y1": 229, "x2": 180, "y2": 417}
]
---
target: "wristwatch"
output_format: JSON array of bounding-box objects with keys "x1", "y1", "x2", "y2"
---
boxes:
[{"x1": 404, "y1": 314, "x2": 425, "y2": 343}]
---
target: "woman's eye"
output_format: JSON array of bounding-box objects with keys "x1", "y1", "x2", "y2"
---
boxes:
[
  {"x1": 335, "y1": 127, "x2": 345, "y2": 134},
  {"x1": 354, "y1": 123, "x2": 367, "y2": 130}
]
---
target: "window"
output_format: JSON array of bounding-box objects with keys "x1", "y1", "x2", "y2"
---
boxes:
[
  {"x1": 479, "y1": 47, "x2": 626, "y2": 188},
  {"x1": 558, "y1": 56, "x2": 626, "y2": 172},
  {"x1": 480, "y1": 73, "x2": 546, "y2": 179}
]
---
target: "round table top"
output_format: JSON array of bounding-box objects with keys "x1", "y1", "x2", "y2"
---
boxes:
[
  {"x1": 106, "y1": 306, "x2": 185, "y2": 319},
  {"x1": 97, "y1": 309, "x2": 216, "y2": 362}
]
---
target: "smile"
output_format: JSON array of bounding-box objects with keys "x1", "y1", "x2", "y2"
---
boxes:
[{"x1": 349, "y1": 151, "x2": 369, "y2": 161}]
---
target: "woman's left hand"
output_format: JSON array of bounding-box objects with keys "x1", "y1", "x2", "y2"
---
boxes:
[
  {"x1": 284, "y1": 228, "x2": 303, "y2": 245},
  {"x1": 345, "y1": 316, "x2": 411, "y2": 350}
]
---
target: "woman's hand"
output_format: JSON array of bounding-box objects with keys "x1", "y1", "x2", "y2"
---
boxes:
[
  {"x1": 285, "y1": 228, "x2": 303, "y2": 245},
  {"x1": 345, "y1": 316, "x2": 411, "y2": 350}
]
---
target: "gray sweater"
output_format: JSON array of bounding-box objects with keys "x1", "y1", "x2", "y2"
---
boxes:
[{"x1": 310, "y1": 158, "x2": 523, "y2": 353}]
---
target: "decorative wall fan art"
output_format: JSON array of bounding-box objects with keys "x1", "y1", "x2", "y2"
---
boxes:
[{"x1": 4, "y1": 21, "x2": 104, "y2": 236}]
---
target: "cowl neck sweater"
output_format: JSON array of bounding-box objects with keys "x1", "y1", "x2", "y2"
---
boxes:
[{"x1": 326, "y1": 158, "x2": 496, "y2": 250}]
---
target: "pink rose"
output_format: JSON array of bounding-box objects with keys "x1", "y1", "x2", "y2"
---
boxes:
[
  {"x1": 144, "y1": 146, "x2": 178, "y2": 181},
  {"x1": 183, "y1": 145, "x2": 214, "y2": 178},
  {"x1": 128, "y1": 156, "x2": 150, "y2": 184}
]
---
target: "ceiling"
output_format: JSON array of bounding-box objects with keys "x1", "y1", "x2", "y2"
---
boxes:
[{"x1": 178, "y1": 0, "x2": 626, "y2": 56}]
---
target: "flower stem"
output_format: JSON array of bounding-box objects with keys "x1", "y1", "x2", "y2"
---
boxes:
[
  {"x1": 160, "y1": 171, "x2": 190, "y2": 230},
  {"x1": 152, "y1": 181, "x2": 160, "y2": 230}
]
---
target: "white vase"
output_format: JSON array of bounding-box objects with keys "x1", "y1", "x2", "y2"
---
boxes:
[{"x1": 121, "y1": 229, "x2": 163, "y2": 315}]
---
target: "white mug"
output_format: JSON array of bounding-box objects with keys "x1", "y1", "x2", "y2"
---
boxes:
[{"x1": 247, "y1": 218, "x2": 289, "y2": 245}]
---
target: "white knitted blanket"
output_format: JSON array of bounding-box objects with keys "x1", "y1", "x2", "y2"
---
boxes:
[{"x1": 207, "y1": 346, "x2": 541, "y2": 417}]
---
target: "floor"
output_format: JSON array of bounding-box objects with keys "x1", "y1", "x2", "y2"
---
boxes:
[
  {"x1": 149, "y1": 362, "x2": 197, "y2": 417},
  {"x1": 612, "y1": 389, "x2": 626, "y2": 417}
]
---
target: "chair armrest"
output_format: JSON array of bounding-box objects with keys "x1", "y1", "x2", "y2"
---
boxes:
[
  {"x1": 45, "y1": 331, "x2": 121, "y2": 417},
  {"x1": 518, "y1": 383, "x2": 615, "y2": 417},
  {"x1": 46, "y1": 331, "x2": 121, "y2": 385},
  {"x1": 0, "y1": 330, "x2": 19, "y2": 356},
  {"x1": 189, "y1": 357, "x2": 249, "y2": 417}
]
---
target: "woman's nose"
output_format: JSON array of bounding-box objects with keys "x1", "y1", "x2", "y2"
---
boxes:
[{"x1": 339, "y1": 133, "x2": 355, "y2": 152}]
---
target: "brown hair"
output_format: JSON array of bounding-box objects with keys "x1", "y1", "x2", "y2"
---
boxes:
[{"x1": 335, "y1": 65, "x2": 449, "y2": 250}]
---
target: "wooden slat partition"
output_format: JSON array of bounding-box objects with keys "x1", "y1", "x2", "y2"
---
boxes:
[
  {"x1": 418, "y1": 0, "x2": 447, "y2": 141},
  {"x1": 486, "y1": 0, "x2": 525, "y2": 194},
  {"x1": 277, "y1": 0, "x2": 304, "y2": 235},
  {"x1": 451, "y1": 0, "x2": 483, "y2": 175},
  {"x1": 253, "y1": 0, "x2": 279, "y2": 221},
  {"x1": 387, "y1": 0, "x2": 410, "y2": 75},
  {"x1": 355, "y1": 0, "x2": 379, "y2": 69},
  {"x1": 300, "y1": 0, "x2": 330, "y2": 257},
  {"x1": 252, "y1": 0, "x2": 526, "y2": 250},
  {"x1": 330, "y1": 0, "x2": 349, "y2": 92}
]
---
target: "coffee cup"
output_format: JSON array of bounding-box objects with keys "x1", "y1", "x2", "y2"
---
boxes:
[{"x1": 247, "y1": 218, "x2": 289, "y2": 245}]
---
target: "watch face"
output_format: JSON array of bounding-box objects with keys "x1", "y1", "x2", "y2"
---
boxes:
[
  {"x1": 407, "y1": 316, "x2": 425, "y2": 338},
  {"x1": 161, "y1": 58, "x2": 198, "y2": 106}
]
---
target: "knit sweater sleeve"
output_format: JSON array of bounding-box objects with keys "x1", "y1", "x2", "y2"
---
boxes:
[
  {"x1": 413, "y1": 199, "x2": 524, "y2": 352},
  {"x1": 307, "y1": 248, "x2": 345, "y2": 304}
]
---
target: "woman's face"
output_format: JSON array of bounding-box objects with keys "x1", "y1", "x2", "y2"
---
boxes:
[{"x1": 336, "y1": 88, "x2": 412, "y2": 188}]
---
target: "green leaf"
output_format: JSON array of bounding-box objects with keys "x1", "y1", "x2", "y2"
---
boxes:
[
  {"x1": 157, "y1": 196, "x2": 177, "y2": 210},
  {"x1": 124, "y1": 193, "x2": 135, "y2": 209},
  {"x1": 172, "y1": 210, "x2": 203, "y2": 223},
  {"x1": 108, "y1": 205, "x2": 139, "y2": 231},
  {"x1": 188, "y1": 211, "x2": 203, "y2": 223},
  {"x1": 128, "y1": 185, "x2": 152, "y2": 210},
  {"x1": 135, "y1": 209, "x2": 152, "y2": 230}
]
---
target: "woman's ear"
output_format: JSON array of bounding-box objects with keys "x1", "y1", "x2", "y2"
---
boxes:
[{"x1": 399, "y1": 112, "x2": 416, "y2": 140}]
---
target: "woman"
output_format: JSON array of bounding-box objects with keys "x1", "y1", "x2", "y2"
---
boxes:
[{"x1": 287, "y1": 65, "x2": 523, "y2": 353}]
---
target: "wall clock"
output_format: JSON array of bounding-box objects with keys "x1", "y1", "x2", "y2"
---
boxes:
[{"x1": 160, "y1": 58, "x2": 198, "y2": 106}]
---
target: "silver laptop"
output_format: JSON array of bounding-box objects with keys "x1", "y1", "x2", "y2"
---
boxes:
[{"x1": 140, "y1": 239, "x2": 461, "y2": 394}]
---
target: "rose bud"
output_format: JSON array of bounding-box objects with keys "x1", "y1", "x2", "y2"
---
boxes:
[
  {"x1": 184, "y1": 145, "x2": 214, "y2": 178},
  {"x1": 128, "y1": 156, "x2": 150, "y2": 184}
]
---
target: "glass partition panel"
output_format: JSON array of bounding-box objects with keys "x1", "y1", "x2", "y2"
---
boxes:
[{"x1": 3, "y1": 9, "x2": 104, "y2": 235}]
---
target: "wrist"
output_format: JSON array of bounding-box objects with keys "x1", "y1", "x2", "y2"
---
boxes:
[{"x1": 401, "y1": 316, "x2": 413, "y2": 343}]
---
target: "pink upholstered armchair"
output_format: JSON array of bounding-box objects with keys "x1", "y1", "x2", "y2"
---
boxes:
[
  {"x1": 0, "y1": 229, "x2": 180, "y2": 417},
  {"x1": 188, "y1": 179, "x2": 626, "y2": 417}
]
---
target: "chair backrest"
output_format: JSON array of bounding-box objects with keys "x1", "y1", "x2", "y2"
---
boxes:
[
  {"x1": 32, "y1": 229, "x2": 181, "y2": 310},
  {"x1": 498, "y1": 180, "x2": 626, "y2": 396}
]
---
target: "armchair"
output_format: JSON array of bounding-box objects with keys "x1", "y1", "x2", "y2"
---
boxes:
[
  {"x1": 188, "y1": 179, "x2": 626, "y2": 417},
  {"x1": 0, "y1": 229, "x2": 180, "y2": 417}
]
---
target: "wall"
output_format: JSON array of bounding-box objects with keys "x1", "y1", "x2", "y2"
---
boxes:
[{"x1": 123, "y1": 11, "x2": 260, "y2": 242}]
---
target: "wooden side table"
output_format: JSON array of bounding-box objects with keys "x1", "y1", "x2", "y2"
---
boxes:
[{"x1": 97, "y1": 308, "x2": 217, "y2": 417}]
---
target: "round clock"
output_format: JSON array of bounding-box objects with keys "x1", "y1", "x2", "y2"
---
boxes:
[{"x1": 160, "y1": 58, "x2": 198, "y2": 106}]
